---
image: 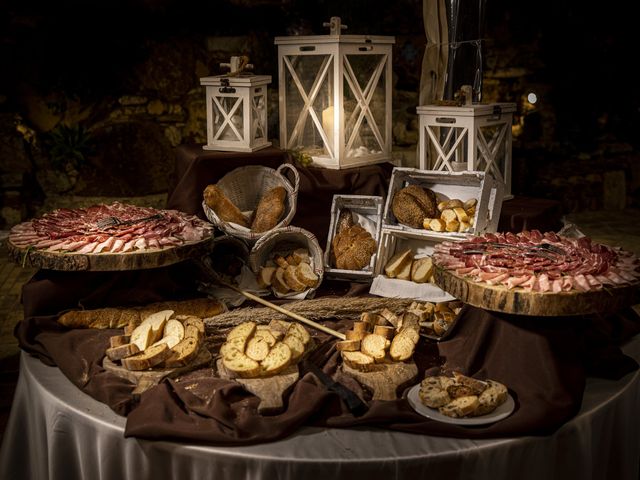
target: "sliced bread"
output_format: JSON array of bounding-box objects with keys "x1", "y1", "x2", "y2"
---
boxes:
[
  {"x1": 121, "y1": 343, "x2": 170, "y2": 371},
  {"x1": 260, "y1": 341, "x2": 292, "y2": 376},
  {"x1": 360, "y1": 333, "x2": 388, "y2": 362},
  {"x1": 106, "y1": 343, "x2": 140, "y2": 362},
  {"x1": 164, "y1": 337, "x2": 200, "y2": 368},
  {"x1": 384, "y1": 248, "x2": 413, "y2": 278}
]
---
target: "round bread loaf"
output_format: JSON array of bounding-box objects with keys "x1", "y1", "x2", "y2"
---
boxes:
[
  {"x1": 332, "y1": 225, "x2": 377, "y2": 270},
  {"x1": 391, "y1": 184, "x2": 438, "y2": 228}
]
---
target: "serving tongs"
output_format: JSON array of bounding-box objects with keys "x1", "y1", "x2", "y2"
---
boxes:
[{"x1": 96, "y1": 213, "x2": 164, "y2": 229}]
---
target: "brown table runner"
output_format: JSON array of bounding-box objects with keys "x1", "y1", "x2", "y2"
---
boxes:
[{"x1": 14, "y1": 265, "x2": 640, "y2": 445}]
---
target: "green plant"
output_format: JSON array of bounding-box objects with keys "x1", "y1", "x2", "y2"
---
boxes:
[
  {"x1": 287, "y1": 148, "x2": 313, "y2": 167},
  {"x1": 45, "y1": 124, "x2": 94, "y2": 171}
]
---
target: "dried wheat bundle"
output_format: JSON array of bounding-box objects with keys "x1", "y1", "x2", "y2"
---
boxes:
[{"x1": 204, "y1": 296, "x2": 415, "y2": 344}]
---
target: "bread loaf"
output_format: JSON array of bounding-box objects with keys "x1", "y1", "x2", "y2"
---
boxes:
[
  {"x1": 164, "y1": 337, "x2": 200, "y2": 368},
  {"x1": 121, "y1": 343, "x2": 170, "y2": 371},
  {"x1": 251, "y1": 186, "x2": 287, "y2": 233},
  {"x1": 332, "y1": 225, "x2": 377, "y2": 271},
  {"x1": 410, "y1": 256, "x2": 433, "y2": 283},
  {"x1": 391, "y1": 184, "x2": 438, "y2": 228},
  {"x1": 384, "y1": 248, "x2": 413, "y2": 278},
  {"x1": 203, "y1": 184, "x2": 249, "y2": 227},
  {"x1": 106, "y1": 343, "x2": 140, "y2": 361},
  {"x1": 58, "y1": 298, "x2": 225, "y2": 330}
]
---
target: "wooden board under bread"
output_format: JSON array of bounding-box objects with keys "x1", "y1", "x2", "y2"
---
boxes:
[
  {"x1": 342, "y1": 361, "x2": 418, "y2": 401},
  {"x1": 8, "y1": 236, "x2": 214, "y2": 271},
  {"x1": 103, "y1": 347, "x2": 212, "y2": 395},
  {"x1": 433, "y1": 265, "x2": 640, "y2": 316},
  {"x1": 216, "y1": 358, "x2": 299, "y2": 414}
]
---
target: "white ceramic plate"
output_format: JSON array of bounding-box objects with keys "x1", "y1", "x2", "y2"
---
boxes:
[{"x1": 406, "y1": 384, "x2": 516, "y2": 426}]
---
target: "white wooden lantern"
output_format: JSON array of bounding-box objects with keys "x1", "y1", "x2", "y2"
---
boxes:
[
  {"x1": 200, "y1": 57, "x2": 272, "y2": 153},
  {"x1": 417, "y1": 103, "x2": 516, "y2": 198},
  {"x1": 275, "y1": 17, "x2": 395, "y2": 169}
]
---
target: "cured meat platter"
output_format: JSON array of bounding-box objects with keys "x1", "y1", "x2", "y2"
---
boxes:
[
  {"x1": 7, "y1": 202, "x2": 215, "y2": 271},
  {"x1": 432, "y1": 230, "x2": 640, "y2": 316}
]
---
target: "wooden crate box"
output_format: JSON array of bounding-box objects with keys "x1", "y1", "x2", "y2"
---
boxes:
[
  {"x1": 324, "y1": 194, "x2": 384, "y2": 282},
  {"x1": 381, "y1": 167, "x2": 504, "y2": 241}
]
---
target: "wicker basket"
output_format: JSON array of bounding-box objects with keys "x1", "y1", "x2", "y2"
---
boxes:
[
  {"x1": 205, "y1": 235, "x2": 250, "y2": 285},
  {"x1": 249, "y1": 226, "x2": 324, "y2": 299},
  {"x1": 202, "y1": 163, "x2": 300, "y2": 243}
]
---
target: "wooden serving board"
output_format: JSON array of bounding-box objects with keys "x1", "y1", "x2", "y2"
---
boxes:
[
  {"x1": 342, "y1": 361, "x2": 418, "y2": 401},
  {"x1": 103, "y1": 348, "x2": 212, "y2": 395},
  {"x1": 216, "y1": 358, "x2": 299, "y2": 414},
  {"x1": 434, "y1": 266, "x2": 640, "y2": 316},
  {"x1": 8, "y1": 236, "x2": 214, "y2": 271}
]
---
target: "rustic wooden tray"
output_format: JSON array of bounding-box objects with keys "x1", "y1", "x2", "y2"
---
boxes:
[
  {"x1": 433, "y1": 265, "x2": 640, "y2": 317},
  {"x1": 7, "y1": 236, "x2": 215, "y2": 272}
]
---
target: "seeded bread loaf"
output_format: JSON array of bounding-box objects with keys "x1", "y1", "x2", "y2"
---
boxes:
[
  {"x1": 332, "y1": 225, "x2": 377, "y2": 270},
  {"x1": 391, "y1": 184, "x2": 438, "y2": 228}
]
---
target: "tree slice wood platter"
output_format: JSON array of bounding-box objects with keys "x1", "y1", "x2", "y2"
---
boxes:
[
  {"x1": 434, "y1": 266, "x2": 640, "y2": 317},
  {"x1": 216, "y1": 358, "x2": 299, "y2": 414},
  {"x1": 103, "y1": 348, "x2": 212, "y2": 396},
  {"x1": 7, "y1": 236, "x2": 214, "y2": 272},
  {"x1": 342, "y1": 361, "x2": 418, "y2": 401}
]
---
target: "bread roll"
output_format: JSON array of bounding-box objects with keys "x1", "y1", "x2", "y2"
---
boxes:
[
  {"x1": 251, "y1": 186, "x2": 287, "y2": 233},
  {"x1": 203, "y1": 184, "x2": 249, "y2": 227},
  {"x1": 391, "y1": 185, "x2": 438, "y2": 228}
]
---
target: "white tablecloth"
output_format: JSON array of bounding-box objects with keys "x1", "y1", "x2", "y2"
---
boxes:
[{"x1": 1, "y1": 336, "x2": 639, "y2": 480}]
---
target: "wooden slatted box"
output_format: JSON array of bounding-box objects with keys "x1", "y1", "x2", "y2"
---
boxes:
[
  {"x1": 324, "y1": 194, "x2": 384, "y2": 282},
  {"x1": 381, "y1": 167, "x2": 504, "y2": 241}
]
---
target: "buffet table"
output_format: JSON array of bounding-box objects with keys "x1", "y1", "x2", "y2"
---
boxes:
[
  {"x1": 2, "y1": 145, "x2": 639, "y2": 479},
  {"x1": 1, "y1": 335, "x2": 639, "y2": 480}
]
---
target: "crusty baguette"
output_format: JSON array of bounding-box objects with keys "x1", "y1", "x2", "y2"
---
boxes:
[
  {"x1": 295, "y1": 262, "x2": 319, "y2": 288},
  {"x1": 287, "y1": 322, "x2": 311, "y2": 346},
  {"x1": 373, "y1": 325, "x2": 395, "y2": 339},
  {"x1": 410, "y1": 256, "x2": 433, "y2": 283},
  {"x1": 245, "y1": 336, "x2": 271, "y2": 362},
  {"x1": 384, "y1": 248, "x2": 413, "y2": 278},
  {"x1": 254, "y1": 328, "x2": 277, "y2": 347},
  {"x1": 222, "y1": 350, "x2": 261, "y2": 378},
  {"x1": 227, "y1": 321, "x2": 257, "y2": 342},
  {"x1": 284, "y1": 265, "x2": 307, "y2": 292},
  {"x1": 109, "y1": 335, "x2": 130, "y2": 348},
  {"x1": 352, "y1": 321, "x2": 371, "y2": 334},
  {"x1": 251, "y1": 186, "x2": 287, "y2": 233},
  {"x1": 58, "y1": 298, "x2": 224, "y2": 330},
  {"x1": 106, "y1": 342, "x2": 140, "y2": 361},
  {"x1": 389, "y1": 331, "x2": 416, "y2": 361},
  {"x1": 260, "y1": 342, "x2": 292, "y2": 376},
  {"x1": 164, "y1": 337, "x2": 200, "y2": 368},
  {"x1": 121, "y1": 343, "x2": 170, "y2": 371},
  {"x1": 335, "y1": 339, "x2": 361, "y2": 352},
  {"x1": 360, "y1": 333, "x2": 388, "y2": 362},
  {"x1": 341, "y1": 351, "x2": 377, "y2": 372},
  {"x1": 203, "y1": 184, "x2": 249, "y2": 227},
  {"x1": 257, "y1": 266, "x2": 277, "y2": 288},
  {"x1": 283, "y1": 334, "x2": 305, "y2": 363},
  {"x1": 271, "y1": 267, "x2": 290, "y2": 294},
  {"x1": 345, "y1": 329, "x2": 367, "y2": 341}
]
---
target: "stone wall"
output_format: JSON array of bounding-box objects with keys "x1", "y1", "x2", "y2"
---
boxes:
[{"x1": 0, "y1": 0, "x2": 637, "y2": 228}]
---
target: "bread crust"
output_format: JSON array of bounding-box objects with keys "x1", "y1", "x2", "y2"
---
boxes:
[
  {"x1": 203, "y1": 184, "x2": 249, "y2": 227},
  {"x1": 392, "y1": 184, "x2": 438, "y2": 228},
  {"x1": 251, "y1": 186, "x2": 287, "y2": 233},
  {"x1": 332, "y1": 225, "x2": 377, "y2": 271}
]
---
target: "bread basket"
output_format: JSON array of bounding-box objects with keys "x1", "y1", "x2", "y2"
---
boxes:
[
  {"x1": 202, "y1": 163, "x2": 300, "y2": 243},
  {"x1": 249, "y1": 226, "x2": 324, "y2": 299}
]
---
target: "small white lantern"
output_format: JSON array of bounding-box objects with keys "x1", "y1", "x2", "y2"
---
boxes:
[
  {"x1": 417, "y1": 102, "x2": 516, "y2": 198},
  {"x1": 200, "y1": 56, "x2": 272, "y2": 152},
  {"x1": 275, "y1": 17, "x2": 395, "y2": 169}
]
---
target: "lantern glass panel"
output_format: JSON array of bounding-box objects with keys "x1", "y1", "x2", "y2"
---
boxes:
[
  {"x1": 283, "y1": 54, "x2": 334, "y2": 158},
  {"x1": 213, "y1": 96, "x2": 244, "y2": 142},
  {"x1": 343, "y1": 54, "x2": 386, "y2": 158},
  {"x1": 252, "y1": 93, "x2": 267, "y2": 141}
]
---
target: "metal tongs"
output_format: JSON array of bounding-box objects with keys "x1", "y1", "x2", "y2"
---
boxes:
[{"x1": 96, "y1": 213, "x2": 164, "y2": 229}]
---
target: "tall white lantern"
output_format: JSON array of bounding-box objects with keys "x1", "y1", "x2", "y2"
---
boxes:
[
  {"x1": 275, "y1": 17, "x2": 395, "y2": 169},
  {"x1": 200, "y1": 57, "x2": 272, "y2": 153}
]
